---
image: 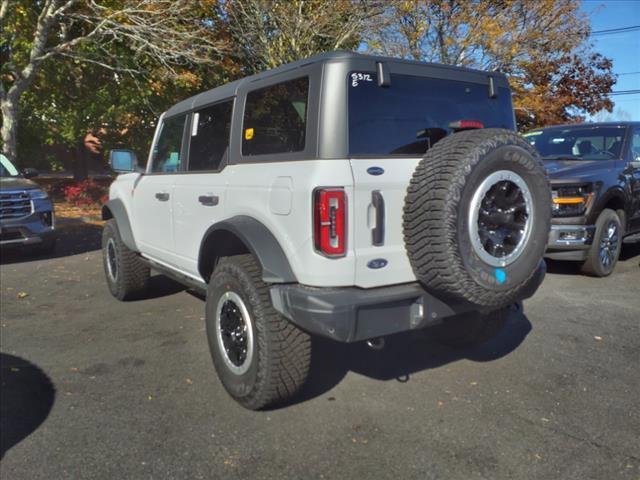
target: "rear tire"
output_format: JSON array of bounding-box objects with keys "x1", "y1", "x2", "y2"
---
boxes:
[
  {"x1": 206, "y1": 254, "x2": 311, "y2": 410},
  {"x1": 581, "y1": 209, "x2": 622, "y2": 277},
  {"x1": 102, "y1": 219, "x2": 149, "y2": 300}
]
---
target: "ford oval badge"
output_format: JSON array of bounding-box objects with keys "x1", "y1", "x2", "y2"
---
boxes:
[
  {"x1": 367, "y1": 166, "x2": 385, "y2": 176},
  {"x1": 367, "y1": 258, "x2": 388, "y2": 269}
]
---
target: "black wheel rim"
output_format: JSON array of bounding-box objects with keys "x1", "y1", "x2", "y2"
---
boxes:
[
  {"x1": 215, "y1": 292, "x2": 254, "y2": 375},
  {"x1": 477, "y1": 180, "x2": 529, "y2": 258},
  {"x1": 599, "y1": 221, "x2": 619, "y2": 269},
  {"x1": 469, "y1": 170, "x2": 534, "y2": 267},
  {"x1": 106, "y1": 238, "x2": 118, "y2": 282}
]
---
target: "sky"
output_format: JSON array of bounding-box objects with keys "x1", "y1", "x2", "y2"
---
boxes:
[{"x1": 581, "y1": 0, "x2": 640, "y2": 120}]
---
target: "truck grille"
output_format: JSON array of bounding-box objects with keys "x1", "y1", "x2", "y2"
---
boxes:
[{"x1": 0, "y1": 190, "x2": 33, "y2": 220}]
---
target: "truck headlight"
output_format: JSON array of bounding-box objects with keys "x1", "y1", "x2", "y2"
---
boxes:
[
  {"x1": 552, "y1": 184, "x2": 593, "y2": 217},
  {"x1": 29, "y1": 189, "x2": 49, "y2": 200}
]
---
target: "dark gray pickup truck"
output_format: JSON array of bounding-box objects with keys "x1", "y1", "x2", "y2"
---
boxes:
[
  {"x1": 0, "y1": 154, "x2": 56, "y2": 253},
  {"x1": 524, "y1": 122, "x2": 640, "y2": 276}
]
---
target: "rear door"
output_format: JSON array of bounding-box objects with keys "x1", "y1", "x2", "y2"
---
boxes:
[
  {"x1": 346, "y1": 71, "x2": 516, "y2": 288},
  {"x1": 133, "y1": 113, "x2": 187, "y2": 265},
  {"x1": 172, "y1": 99, "x2": 234, "y2": 277}
]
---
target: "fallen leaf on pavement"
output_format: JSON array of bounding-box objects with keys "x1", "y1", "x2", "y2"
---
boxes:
[{"x1": 17, "y1": 292, "x2": 29, "y2": 299}]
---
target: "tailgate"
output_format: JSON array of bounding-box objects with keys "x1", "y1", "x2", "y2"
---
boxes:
[{"x1": 349, "y1": 158, "x2": 421, "y2": 288}]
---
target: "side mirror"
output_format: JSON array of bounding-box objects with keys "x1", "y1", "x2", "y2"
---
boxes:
[
  {"x1": 22, "y1": 168, "x2": 39, "y2": 179},
  {"x1": 109, "y1": 150, "x2": 138, "y2": 173}
]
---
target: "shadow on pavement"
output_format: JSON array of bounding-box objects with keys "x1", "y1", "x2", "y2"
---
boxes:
[
  {"x1": 0, "y1": 353, "x2": 56, "y2": 459},
  {"x1": 0, "y1": 218, "x2": 102, "y2": 266},
  {"x1": 277, "y1": 307, "x2": 532, "y2": 409},
  {"x1": 133, "y1": 275, "x2": 188, "y2": 300}
]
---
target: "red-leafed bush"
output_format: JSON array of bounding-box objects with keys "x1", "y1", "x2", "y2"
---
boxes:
[{"x1": 62, "y1": 180, "x2": 108, "y2": 207}]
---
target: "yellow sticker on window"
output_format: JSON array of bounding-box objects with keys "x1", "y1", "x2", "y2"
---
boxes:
[{"x1": 245, "y1": 128, "x2": 254, "y2": 140}]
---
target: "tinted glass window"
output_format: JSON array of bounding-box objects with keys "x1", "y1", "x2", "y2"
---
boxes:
[
  {"x1": 348, "y1": 73, "x2": 515, "y2": 156},
  {"x1": 524, "y1": 127, "x2": 625, "y2": 161},
  {"x1": 152, "y1": 115, "x2": 186, "y2": 173},
  {"x1": 243, "y1": 77, "x2": 308, "y2": 156},
  {"x1": 188, "y1": 101, "x2": 233, "y2": 171},
  {"x1": 631, "y1": 128, "x2": 640, "y2": 160}
]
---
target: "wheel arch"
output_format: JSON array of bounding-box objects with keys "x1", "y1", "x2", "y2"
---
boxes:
[
  {"x1": 101, "y1": 199, "x2": 138, "y2": 252},
  {"x1": 198, "y1": 216, "x2": 297, "y2": 284},
  {"x1": 591, "y1": 188, "x2": 628, "y2": 231}
]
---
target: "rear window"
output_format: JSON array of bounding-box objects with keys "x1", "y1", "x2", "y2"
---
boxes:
[
  {"x1": 242, "y1": 77, "x2": 309, "y2": 156},
  {"x1": 348, "y1": 73, "x2": 514, "y2": 156},
  {"x1": 523, "y1": 127, "x2": 625, "y2": 160}
]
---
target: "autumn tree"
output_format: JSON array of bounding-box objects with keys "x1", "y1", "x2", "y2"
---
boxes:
[
  {"x1": 221, "y1": 0, "x2": 384, "y2": 75},
  {"x1": 367, "y1": 0, "x2": 615, "y2": 129},
  {"x1": 0, "y1": 0, "x2": 226, "y2": 166}
]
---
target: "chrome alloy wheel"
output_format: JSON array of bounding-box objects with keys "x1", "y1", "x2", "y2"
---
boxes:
[
  {"x1": 598, "y1": 221, "x2": 619, "y2": 269},
  {"x1": 106, "y1": 237, "x2": 118, "y2": 282},
  {"x1": 468, "y1": 170, "x2": 534, "y2": 267},
  {"x1": 215, "y1": 291, "x2": 254, "y2": 375}
]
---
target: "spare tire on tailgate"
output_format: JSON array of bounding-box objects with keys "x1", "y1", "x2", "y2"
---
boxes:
[{"x1": 403, "y1": 128, "x2": 551, "y2": 309}]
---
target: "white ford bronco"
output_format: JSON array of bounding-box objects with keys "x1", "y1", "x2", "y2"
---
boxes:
[{"x1": 102, "y1": 52, "x2": 551, "y2": 409}]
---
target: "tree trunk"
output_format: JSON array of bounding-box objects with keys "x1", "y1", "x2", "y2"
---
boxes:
[
  {"x1": 73, "y1": 141, "x2": 89, "y2": 181},
  {"x1": 0, "y1": 95, "x2": 19, "y2": 164}
]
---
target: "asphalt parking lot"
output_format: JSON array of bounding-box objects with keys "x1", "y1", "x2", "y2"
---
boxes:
[{"x1": 1, "y1": 221, "x2": 639, "y2": 480}]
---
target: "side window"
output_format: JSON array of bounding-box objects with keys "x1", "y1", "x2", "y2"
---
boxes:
[
  {"x1": 242, "y1": 77, "x2": 309, "y2": 156},
  {"x1": 188, "y1": 100, "x2": 233, "y2": 171},
  {"x1": 151, "y1": 114, "x2": 187, "y2": 173},
  {"x1": 632, "y1": 129, "x2": 640, "y2": 161}
]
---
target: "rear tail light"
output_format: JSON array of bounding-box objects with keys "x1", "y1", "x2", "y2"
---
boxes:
[
  {"x1": 314, "y1": 188, "x2": 346, "y2": 257},
  {"x1": 449, "y1": 120, "x2": 484, "y2": 131}
]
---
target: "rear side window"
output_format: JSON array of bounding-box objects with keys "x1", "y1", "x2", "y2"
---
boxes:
[
  {"x1": 188, "y1": 100, "x2": 233, "y2": 171},
  {"x1": 348, "y1": 73, "x2": 515, "y2": 156},
  {"x1": 242, "y1": 77, "x2": 309, "y2": 156},
  {"x1": 151, "y1": 115, "x2": 187, "y2": 173}
]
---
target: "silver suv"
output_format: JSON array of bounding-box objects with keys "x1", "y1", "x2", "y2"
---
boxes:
[{"x1": 0, "y1": 154, "x2": 56, "y2": 253}]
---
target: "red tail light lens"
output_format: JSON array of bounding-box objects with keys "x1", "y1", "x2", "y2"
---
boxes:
[
  {"x1": 314, "y1": 188, "x2": 346, "y2": 257},
  {"x1": 449, "y1": 119, "x2": 484, "y2": 130}
]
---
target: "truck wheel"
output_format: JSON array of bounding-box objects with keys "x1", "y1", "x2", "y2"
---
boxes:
[
  {"x1": 431, "y1": 305, "x2": 514, "y2": 348},
  {"x1": 206, "y1": 254, "x2": 311, "y2": 410},
  {"x1": 404, "y1": 129, "x2": 551, "y2": 309},
  {"x1": 102, "y1": 219, "x2": 149, "y2": 300},
  {"x1": 581, "y1": 209, "x2": 622, "y2": 277}
]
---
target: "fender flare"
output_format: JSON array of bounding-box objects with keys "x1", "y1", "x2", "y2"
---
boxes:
[
  {"x1": 198, "y1": 216, "x2": 297, "y2": 284},
  {"x1": 101, "y1": 199, "x2": 138, "y2": 252},
  {"x1": 590, "y1": 186, "x2": 629, "y2": 227}
]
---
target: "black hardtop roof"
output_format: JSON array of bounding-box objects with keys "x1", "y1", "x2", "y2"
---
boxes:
[
  {"x1": 529, "y1": 121, "x2": 640, "y2": 132},
  {"x1": 164, "y1": 51, "x2": 509, "y2": 118}
]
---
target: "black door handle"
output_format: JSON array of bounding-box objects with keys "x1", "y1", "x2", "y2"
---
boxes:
[
  {"x1": 198, "y1": 195, "x2": 219, "y2": 206},
  {"x1": 155, "y1": 192, "x2": 170, "y2": 201},
  {"x1": 371, "y1": 190, "x2": 385, "y2": 246}
]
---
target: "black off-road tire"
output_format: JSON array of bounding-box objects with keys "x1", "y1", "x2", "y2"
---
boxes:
[
  {"x1": 102, "y1": 219, "x2": 149, "y2": 300},
  {"x1": 581, "y1": 209, "x2": 622, "y2": 277},
  {"x1": 206, "y1": 254, "x2": 311, "y2": 410},
  {"x1": 432, "y1": 304, "x2": 515, "y2": 348},
  {"x1": 403, "y1": 129, "x2": 551, "y2": 309}
]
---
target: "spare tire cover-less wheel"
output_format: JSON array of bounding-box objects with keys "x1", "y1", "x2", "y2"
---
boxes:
[{"x1": 403, "y1": 129, "x2": 551, "y2": 309}]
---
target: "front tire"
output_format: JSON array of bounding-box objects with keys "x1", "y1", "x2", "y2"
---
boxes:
[
  {"x1": 102, "y1": 219, "x2": 149, "y2": 300},
  {"x1": 206, "y1": 254, "x2": 311, "y2": 410},
  {"x1": 581, "y1": 209, "x2": 622, "y2": 277}
]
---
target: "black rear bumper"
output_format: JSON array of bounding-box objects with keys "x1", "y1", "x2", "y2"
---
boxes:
[{"x1": 270, "y1": 262, "x2": 546, "y2": 342}]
